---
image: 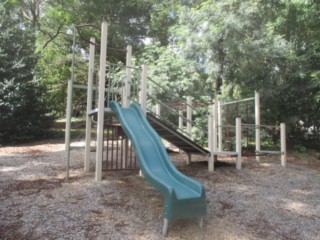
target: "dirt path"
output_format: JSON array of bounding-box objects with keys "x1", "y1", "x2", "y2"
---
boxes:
[{"x1": 1, "y1": 140, "x2": 320, "y2": 239}]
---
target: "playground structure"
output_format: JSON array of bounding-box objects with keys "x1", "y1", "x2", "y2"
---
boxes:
[
  {"x1": 209, "y1": 92, "x2": 287, "y2": 171},
  {"x1": 65, "y1": 22, "x2": 207, "y2": 236},
  {"x1": 65, "y1": 22, "x2": 287, "y2": 235}
]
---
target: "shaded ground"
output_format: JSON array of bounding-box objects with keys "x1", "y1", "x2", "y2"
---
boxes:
[{"x1": 0, "y1": 140, "x2": 320, "y2": 240}]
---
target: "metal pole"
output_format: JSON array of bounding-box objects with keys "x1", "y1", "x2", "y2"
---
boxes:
[
  {"x1": 121, "y1": 45, "x2": 132, "y2": 172},
  {"x1": 280, "y1": 123, "x2": 286, "y2": 167},
  {"x1": 65, "y1": 25, "x2": 76, "y2": 180},
  {"x1": 209, "y1": 101, "x2": 217, "y2": 172},
  {"x1": 124, "y1": 45, "x2": 132, "y2": 107},
  {"x1": 217, "y1": 101, "x2": 222, "y2": 151},
  {"x1": 139, "y1": 64, "x2": 148, "y2": 115},
  {"x1": 213, "y1": 101, "x2": 218, "y2": 154},
  {"x1": 255, "y1": 91, "x2": 260, "y2": 162},
  {"x1": 179, "y1": 109, "x2": 183, "y2": 129},
  {"x1": 139, "y1": 64, "x2": 148, "y2": 177},
  {"x1": 84, "y1": 37, "x2": 95, "y2": 172},
  {"x1": 208, "y1": 108, "x2": 214, "y2": 172},
  {"x1": 155, "y1": 103, "x2": 161, "y2": 118},
  {"x1": 186, "y1": 96, "x2": 192, "y2": 164},
  {"x1": 236, "y1": 117, "x2": 242, "y2": 170},
  {"x1": 95, "y1": 22, "x2": 108, "y2": 182},
  {"x1": 187, "y1": 96, "x2": 192, "y2": 136}
]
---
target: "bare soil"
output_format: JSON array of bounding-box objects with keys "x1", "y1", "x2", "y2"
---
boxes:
[{"x1": 1, "y1": 140, "x2": 320, "y2": 240}]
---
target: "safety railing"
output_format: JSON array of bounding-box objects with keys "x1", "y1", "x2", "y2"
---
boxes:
[{"x1": 146, "y1": 78, "x2": 210, "y2": 143}]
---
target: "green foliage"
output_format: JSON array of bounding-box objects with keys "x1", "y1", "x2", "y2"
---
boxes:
[
  {"x1": 171, "y1": 0, "x2": 287, "y2": 95},
  {"x1": 0, "y1": 2, "x2": 53, "y2": 144},
  {"x1": 140, "y1": 43, "x2": 213, "y2": 102},
  {"x1": 150, "y1": 0, "x2": 320, "y2": 146}
]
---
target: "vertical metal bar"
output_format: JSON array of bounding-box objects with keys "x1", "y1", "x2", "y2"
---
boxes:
[
  {"x1": 226, "y1": 105, "x2": 230, "y2": 149},
  {"x1": 280, "y1": 123, "x2": 286, "y2": 167},
  {"x1": 208, "y1": 104, "x2": 214, "y2": 172},
  {"x1": 106, "y1": 65, "x2": 111, "y2": 108},
  {"x1": 130, "y1": 141, "x2": 133, "y2": 168},
  {"x1": 85, "y1": 37, "x2": 96, "y2": 172},
  {"x1": 65, "y1": 25, "x2": 76, "y2": 180},
  {"x1": 139, "y1": 64, "x2": 148, "y2": 114},
  {"x1": 156, "y1": 104, "x2": 161, "y2": 118},
  {"x1": 106, "y1": 124, "x2": 109, "y2": 170},
  {"x1": 120, "y1": 136, "x2": 124, "y2": 168},
  {"x1": 187, "y1": 96, "x2": 192, "y2": 137},
  {"x1": 236, "y1": 117, "x2": 242, "y2": 170},
  {"x1": 236, "y1": 102, "x2": 239, "y2": 116},
  {"x1": 131, "y1": 142, "x2": 137, "y2": 170},
  {"x1": 255, "y1": 91, "x2": 260, "y2": 162},
  {"x1": 116, "y1": 127, "x2": 119, "y2": 169},
  {"x1": 112, "y1": 65, "x2": 116, "y2": 102},
  {"x1": 123, "y1": 137, "x2": 129, "y2": 169},
  {"x1": 111, "y1": 126, "x2": 114, "y2": 170},
  {"x1": 246, "y1": 100, "x2": 249, "y2": 145},
  {"x1": 124, "y1": 45, "x2": 132, "y2": 107},
  {"x1": 94, "y1": 73, "x2": 99, "y2": 108},
  {"x1": 218, "y1": 101, "x2": 222, "y2": 152},
  {"x1": 179, "y1": 109, "x2": 183, "y2": 129}
]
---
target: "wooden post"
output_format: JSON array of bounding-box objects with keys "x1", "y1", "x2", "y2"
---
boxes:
[
  {"x1": 95, "y1": 22, "x2": 108, "y2": 182},
  {"x1": 84, "y1": 37, "x2": 95, "y2": 172}
]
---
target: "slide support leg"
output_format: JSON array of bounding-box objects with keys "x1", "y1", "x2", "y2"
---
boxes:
[
  {"x1": 199, "y1": 217, "x2": 204, "y2": 229},
  {"x1": 162, "y1": 218, "x2": 169, "y2": 237}
]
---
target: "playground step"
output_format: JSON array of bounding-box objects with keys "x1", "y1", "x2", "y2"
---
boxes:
[
  {"x1": 255, "y1": 150, "x2": 284, "y2": 155},
  {"x1": 212, "y1": 151, "x2": 239, "y2": 156},
  {"x1": 147, "y1": 112, "x2": 209, "y2": 156}
]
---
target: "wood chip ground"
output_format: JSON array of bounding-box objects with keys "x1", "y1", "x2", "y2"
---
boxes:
[{"x1": 1, "y1": 140, "x2": 319, "y2": 239}]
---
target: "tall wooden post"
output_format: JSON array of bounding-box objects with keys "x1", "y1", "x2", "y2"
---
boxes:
[{"x1": 95, "y1": 22, "x2": 108, "y2": 182}]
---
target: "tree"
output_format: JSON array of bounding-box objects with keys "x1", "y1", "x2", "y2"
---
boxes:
[
  {"x1": 0, "y1": 1, "x2": 52, "y2": 144},
  {"x1": 272, "y1": 0, "x2": 320, "y2": 134},
  {"x1": 136, "y1": 0, "x2": 320, "y2": 146}
]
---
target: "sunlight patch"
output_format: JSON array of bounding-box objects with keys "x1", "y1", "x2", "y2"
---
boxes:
[{"x1": 0, "y1": 166, "x2": 25, "y2": 172}]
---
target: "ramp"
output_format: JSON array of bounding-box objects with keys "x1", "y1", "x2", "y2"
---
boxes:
[{"x1": 147, "y1": 112, "x2": 209, "y2": 156}]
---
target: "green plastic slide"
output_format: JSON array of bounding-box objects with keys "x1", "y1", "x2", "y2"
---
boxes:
[{"x1": 110, "y1": 101, "x2": 206, "y2": 234}]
